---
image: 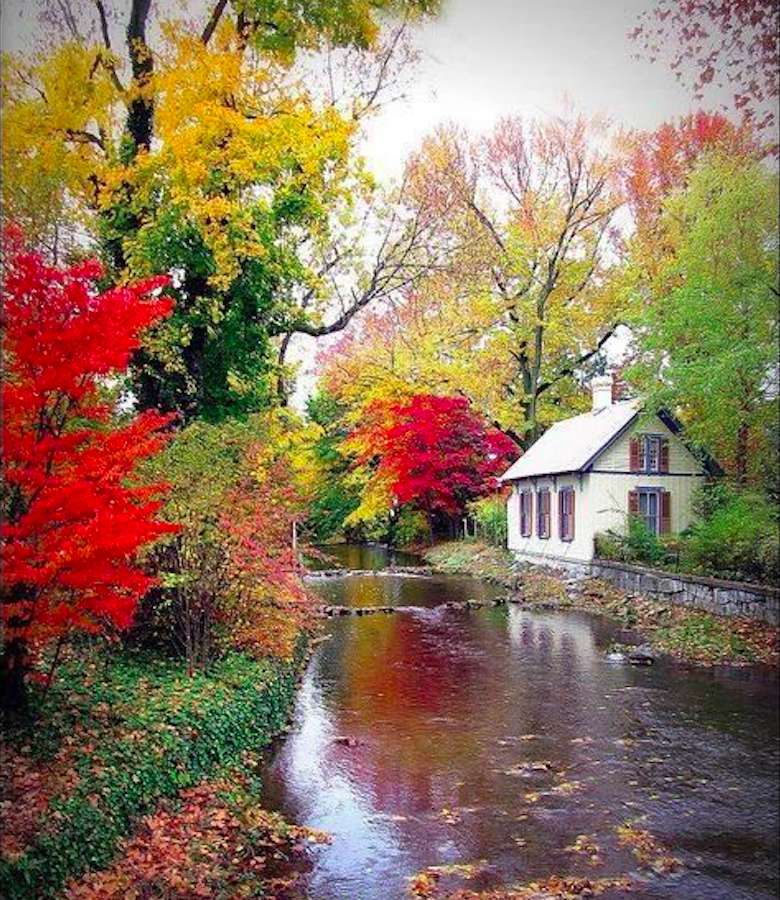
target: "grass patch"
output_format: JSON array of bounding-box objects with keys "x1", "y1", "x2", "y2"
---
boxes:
[
  {"x1": 654, "y1": 612, "x2": 757, "y2": 664},
  {"x1": 424, "y1": 541, "x2": 517, "y2": 586}
]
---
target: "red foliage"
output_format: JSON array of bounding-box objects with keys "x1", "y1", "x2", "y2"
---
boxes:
[
  {"x1": 630, "y1": 0, "x2": 779, "y2": 138},
  {"x1": 350, "y1": 394, "x2": 519, "y2": 520},
  {"x1": 219, "y1": 456, "x2": 317, "y2": 659},
  {"x1": 1, "y1": 230, "x2": 177, "y2": 683},
  {"x1": 624, "y1": 111, "x2": 764, "y2": 228}
]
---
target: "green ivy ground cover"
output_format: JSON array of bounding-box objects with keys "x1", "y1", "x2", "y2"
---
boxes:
[{"x1": 1, "y1": 644, "x2": 306, "y2": 898}]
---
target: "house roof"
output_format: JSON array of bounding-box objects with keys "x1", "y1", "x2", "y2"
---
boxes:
[
  {"x1": 500, "y1": 400, "x2": 723, "y2": 481},
  {"x1": 499, "y1": 400, "x2": 641, "y2": 481}
]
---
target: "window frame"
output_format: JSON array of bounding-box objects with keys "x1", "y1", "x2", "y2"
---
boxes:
[
  {"x1": 638, "y1": 434, "x2": 664, "y2": 474},
  {"x1": 636, "y1": 486, "x2": 663, "y2": 535}
]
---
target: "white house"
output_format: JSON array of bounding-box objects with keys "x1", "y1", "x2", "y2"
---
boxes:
[{"x1": 499, "y1": 376, "x2": 720, "y2": 568}]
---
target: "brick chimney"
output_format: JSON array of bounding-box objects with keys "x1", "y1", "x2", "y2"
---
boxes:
[{"x1": 591, "y1": 374, "x2": 613, "y2": 412}]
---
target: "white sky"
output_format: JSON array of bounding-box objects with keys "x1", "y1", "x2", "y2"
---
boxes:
[{"x1": 360, "y1": 0, "x2": 735, "y2": 181}]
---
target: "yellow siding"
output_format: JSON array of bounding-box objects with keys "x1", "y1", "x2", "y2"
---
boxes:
[
  {"x1": 595, "y1": 416, "x2": 703, "y2": 475},
  {"x1": 588, "y1": 472, "x2": 705, "y2": 536}
]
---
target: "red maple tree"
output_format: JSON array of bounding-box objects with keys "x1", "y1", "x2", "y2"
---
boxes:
[
  {"x1": 624, "y1": 110, "x2": 764, "y2": 229},
  {"x1": 350, "y1": 394, "x2": 519, "y2": 528},
  {"x1": 1, "y1": 230, "x2": 177, "y2": 712}
]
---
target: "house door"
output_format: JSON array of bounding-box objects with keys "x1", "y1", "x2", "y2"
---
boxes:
[{"x1": 638, "y1": 490, "x2": 659, "y2": 534}]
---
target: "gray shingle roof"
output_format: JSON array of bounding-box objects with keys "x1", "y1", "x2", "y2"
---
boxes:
[{"x1": 499, "y1": 400, "x2": 640, "y2": 481}]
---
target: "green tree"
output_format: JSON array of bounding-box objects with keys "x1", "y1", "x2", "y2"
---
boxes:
[
  {"x1": 304, "y1": 391, "x2": 361, "y2": 540},
  {"x1": 2, "y1": 1, "x2": 439, "y2": 420},
  {"x1": 630, "y1": 154, "x2": 779, "y2": 486}
]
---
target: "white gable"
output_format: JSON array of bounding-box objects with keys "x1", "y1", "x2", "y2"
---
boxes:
[{"x1": 500, "y1": 400, "x2": 640, "y2": 480}]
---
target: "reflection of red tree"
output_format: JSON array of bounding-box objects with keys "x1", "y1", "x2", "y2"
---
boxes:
[{"x1": 326, "y1": 613, "x2": 489, "y2": 813}]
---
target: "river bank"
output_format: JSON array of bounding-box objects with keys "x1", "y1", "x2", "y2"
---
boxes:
[
  {"x1": 423, "y1": 541, "x2": 779, "y2": 668},
  {"x1": 0, "y1": 641, "x2": 315, "y2": 898}
]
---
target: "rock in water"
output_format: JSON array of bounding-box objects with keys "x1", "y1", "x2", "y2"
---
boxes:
[{"x1": 628, "y1": 645, "x2": 656, "y2": 666}]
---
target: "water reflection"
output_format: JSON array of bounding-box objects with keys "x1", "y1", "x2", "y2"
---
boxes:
[
  {"x1": 263, "y1": 549, "x2": 779, "y2": 900},
  {"x1": 305, "y1": 544, "x2": 423, "y2": 572}
]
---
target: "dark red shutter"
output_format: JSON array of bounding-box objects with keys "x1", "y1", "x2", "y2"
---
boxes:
[
  {"x1": 660, "y1": 491, "x2": 671, "y2": 534},
  {"x1": 518, "y1": 491, "x2": 523, "y2": 536},
  {"x1": 629, "y1": 437, "x2": 640, "y2": 472},
  {"x1": 528, "y1": 492, "x2": 534, "y2": 537},
  {"x1": 521, "y1": 492, "x2": 531, "y2": 537},
  {"x1": 628, "y1": 490, "x2": 639, "y2": 517},
  {"x1": 660, "y1": 438, "x2": 670, "y2": 473},
  {"x1": 568, "y1": 490, "x2": 575, "y2": 540}
]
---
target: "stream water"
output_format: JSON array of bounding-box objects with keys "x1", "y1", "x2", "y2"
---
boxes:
[{"x1": 262, "y1": 545, "x2": 779, "y2": 900}]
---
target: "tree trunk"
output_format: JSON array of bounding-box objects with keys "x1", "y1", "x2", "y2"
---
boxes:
[
  {"x1": 735, "y1": 420, "x2": 749, "y2": 486},
  {"x1": 276, "y1": 332, "x2": 294, "y2": 406},
  {"x1": 1, "y1": 638, "x2": 29, "y2": 717},
  {"x1": 126, "y1": 0, "x2": 155, "y2": 153}
]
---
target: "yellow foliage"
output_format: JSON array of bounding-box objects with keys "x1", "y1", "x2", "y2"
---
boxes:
[{"x1": 252, "y1": 408, "x2": 324, "y2": 504}]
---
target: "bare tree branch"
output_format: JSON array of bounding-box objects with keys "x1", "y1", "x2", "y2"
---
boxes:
[{"x1": 201, "y1": 0, "x2": 229, "y2": 45}]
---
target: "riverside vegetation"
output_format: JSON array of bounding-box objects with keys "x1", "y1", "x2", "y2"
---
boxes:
[
  {"x1": 425, "y1": 542, "x2": 779, "y2": 668},
  {"x1": 2, "y1": 1, "x2": 778, "y2": 897}
]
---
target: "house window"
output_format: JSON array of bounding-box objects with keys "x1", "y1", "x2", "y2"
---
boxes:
[
  {"x1": 559, "y1": 488, "x2": 575, "y2": 542},
  {"x1": 638, "y1": 489, "x2": 660, "y2": 534},
  {"x1": 629, "y1": 488, "x2": 671, "y2": 535},
  {"x1": 537, "y1": 489, "x2": 551, "y2": 539},
  {"x1": 631, "y1": 434, "x2": 669, "y2": 473},
  {"x1": 519, "y1": 491, "x2": 533, "y2": 538}
]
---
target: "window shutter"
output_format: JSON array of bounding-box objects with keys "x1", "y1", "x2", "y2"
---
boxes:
[
  {"x1": 629, "y1": 437, "x2": 640, "y2": 472},
  {"x1": 521, "y1": 492, "x2": 531, "y2": 538},
  {"x1": 528, "y1": 492, "x2": 534, "y2": 537},
  {"x1": 660, "y1": 490, "x2": 671, "y2": 534},
  {"x1": 568, "y1": 490, "x2": 576, "y2": 540},
  {"x1": 660, "y1": 438, "x2": 670, "y2": 473},
  {"x1": 558, "y1": 491, "x2": 565, "y2": 540},
  {"x1": 544, "y1": 491, "x2": 551, "y2": 538},
  {"x1": 518, "y1": 492, "x2": 524, "y2": 537},
  {"x1": 628, "y1": 490, "x2": 639, "y2": 517},
  {"x1": 536, "y1": 491, "x2": 541, "y2": 537}
]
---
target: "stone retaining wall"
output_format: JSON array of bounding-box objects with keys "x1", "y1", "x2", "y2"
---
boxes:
[{"x1": 590, "y1": 558, "x2": 779, "y2": 625}]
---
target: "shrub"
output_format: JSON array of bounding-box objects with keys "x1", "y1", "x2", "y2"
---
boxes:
[
  {"x1": 682, "y1": 489, "x2": 779, "y2": 583},
  {"x1": 0, "y1": 645, "x2": 306, "y2": 899},
  {"x1": 139, "y1": 414, "x2": 316, "y2": 670},
  {"x1": 468, "y1": 494, "x2": 508, "y2": 547},
  {"x1": 594, "y1": 517, "x2": 669, "y2": 567},
  {"x1": 393, "y1": 508, "x2": 429, "y2": 546}
]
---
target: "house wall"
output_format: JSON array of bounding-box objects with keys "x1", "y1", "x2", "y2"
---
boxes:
[
  {"x1": 505, "y1": 414, "x2": 707, "y2": 564},
  {"x1": 507, "y1": 474, "x2": 593, "y2": 564},
  {"x1": 588, "y1": 472, "x2": 704, "y2": 537}
]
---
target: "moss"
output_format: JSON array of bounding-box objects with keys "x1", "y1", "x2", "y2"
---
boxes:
[{"x1": 0, "y1": 642, "x2": 307, "y2": 899}]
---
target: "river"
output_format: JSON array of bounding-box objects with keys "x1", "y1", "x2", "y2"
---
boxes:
[{"x1": 262, "y1": 545, "x2": 779, "y2": 900}]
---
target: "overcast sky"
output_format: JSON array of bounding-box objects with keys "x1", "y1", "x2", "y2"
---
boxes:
[{"x1": 360, "y1": 0, "x2": 735, "y2": 180}]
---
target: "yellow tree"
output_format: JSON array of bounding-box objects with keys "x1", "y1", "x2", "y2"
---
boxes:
[
  {"x1": 1, "y1": 0, "x2": 439, "y2": 419},
  {"x1": 406, "y1": 115, "x2": 628, "y2": 443}
]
